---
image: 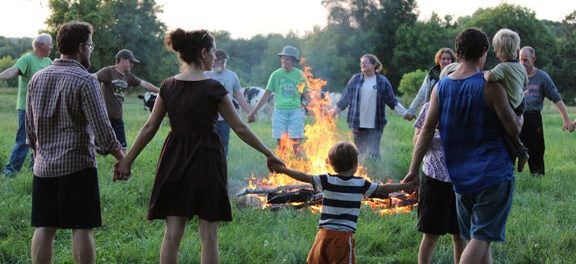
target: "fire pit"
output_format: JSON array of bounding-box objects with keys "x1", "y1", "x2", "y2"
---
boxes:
[
  {"x1": 236, "y1": 62, "x2": 417, "y2": 215},
  {"x1": 236, "y1": 180, "x2": 417, "y2": 215}
]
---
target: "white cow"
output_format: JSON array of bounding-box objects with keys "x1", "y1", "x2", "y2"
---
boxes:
[{"x1": 242, "y1": 87, "x2": 274, "y2": 122}]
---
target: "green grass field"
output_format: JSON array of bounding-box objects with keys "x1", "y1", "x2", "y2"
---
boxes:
[{"x1": 1, "y1": 87, "x2": 575, "y2": 263}]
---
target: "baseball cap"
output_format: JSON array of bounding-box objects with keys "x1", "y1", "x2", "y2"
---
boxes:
[
  {"x1": 215, "y1": 49, "x2": 229, "y2": 60},
  {"x1": 115, "y1": 49, "x2": 140, "y2": 63}
]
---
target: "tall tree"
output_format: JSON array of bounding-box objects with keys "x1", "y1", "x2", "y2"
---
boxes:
[
  {"x1": 45, "y1": 0, "x2": 171, "y2": 85},
  {"x1": 460, "y1": 3, "x2": 556, "y2": 69},
  {"x1": 548, "y1": 11, "x2": 576, "y2": 104},
  {"x1": 392, "y1": 13, "x2": 457, "y2": 79},
  {"x1": 321, "y1": 0, "x2": 418, "y2": 88}
]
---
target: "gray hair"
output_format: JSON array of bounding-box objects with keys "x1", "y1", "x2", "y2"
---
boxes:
[
  {"x1": 521, "y1": 46, "x2": 535, "y2": 58},
  {"x1": 33, "y1": 33, "x2": 52, "y2": 50}
]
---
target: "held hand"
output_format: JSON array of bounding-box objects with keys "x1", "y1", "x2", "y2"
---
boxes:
[
  {"x1": 247, "y1": 112, "x2": 256, "y2": 123},
  {"x1": 266, "y1": 155, "x2": 285, "y2": 173},
  {"x1": 113, "y1": 159, "x2": 132, "y2": 181},
  {"x1": 401, "y1": 171, "x2": 417, "y2": 184},
  {"x1": 403, "y1": 113, "x2": 416, "y2": 121},
  {"x1": 403, "y1": 180, "x2": 418, "y2": 194},
  {"x1": 269, "y1": 164, "x2": 285, "y2": 174},
  {"x1": 563, "y1": 121, "x2": 575, "y2": 132},
  {"x1": 326, "y1": 108, "x2": 337, "y2": 118}
]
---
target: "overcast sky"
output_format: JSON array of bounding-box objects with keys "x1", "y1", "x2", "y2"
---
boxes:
[{"x1": 1, "y1": 0, "x2": 574, "y2": 39}]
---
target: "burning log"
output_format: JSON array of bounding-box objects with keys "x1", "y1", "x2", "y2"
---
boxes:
[
  {"x1": 266, "y1": 189, "x2": 322, "y2": 204},
  {"x1": 236, "y1": 184, "x2": 313, "y2": 196},
  {"x1": 236, "y1": 183, "x2": 418, "y2": 215}
]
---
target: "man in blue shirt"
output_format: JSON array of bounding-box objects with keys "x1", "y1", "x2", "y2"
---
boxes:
[
  {"x1": 404, "y1": 28, "x2": 523, "y2": 263},
  {"x1": 518, "y1": 46, "x2": 574, "y2": 176}
]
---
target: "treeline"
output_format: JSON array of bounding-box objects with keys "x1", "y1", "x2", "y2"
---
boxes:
[{"x1": 1, "y1": 0, "x2": 575, "y2": 104}]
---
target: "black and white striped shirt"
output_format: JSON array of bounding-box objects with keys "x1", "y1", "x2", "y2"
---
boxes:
[{"x1": 312, "y1": 174, "x2": 378, "y2": 232}]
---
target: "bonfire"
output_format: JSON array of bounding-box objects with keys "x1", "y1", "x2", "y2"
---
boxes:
[{"x1": 237, "y1": 59, "x2": 416, "y2": 215}]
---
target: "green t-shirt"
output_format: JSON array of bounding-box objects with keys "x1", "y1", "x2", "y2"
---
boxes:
[
  {"x1": 15, "y1": 52, "x2": 52, "y2": 110},
  {"x1": 265, "y1": 68, "x2": 307, "y2": 109},
  {"x1": 489, "y1": 62, "x2": 528, "y2": 109}
]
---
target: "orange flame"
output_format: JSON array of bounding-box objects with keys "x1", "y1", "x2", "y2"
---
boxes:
[{"x1": 243, "y1": 59, "x2": 415, "y2": 215}]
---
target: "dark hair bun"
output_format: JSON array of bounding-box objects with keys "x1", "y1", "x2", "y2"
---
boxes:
[{"x1": 167, "y1": 28, "x2": 188, "y2": 52}]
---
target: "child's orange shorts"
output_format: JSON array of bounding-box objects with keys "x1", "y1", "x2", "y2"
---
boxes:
[{"x1": 307, "y1": 228, "x2": 356, "y2": 264}]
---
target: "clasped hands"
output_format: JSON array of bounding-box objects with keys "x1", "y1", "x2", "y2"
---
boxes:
[{"x1": 113, "y1": 160, "x2": 132, "y2": 181}]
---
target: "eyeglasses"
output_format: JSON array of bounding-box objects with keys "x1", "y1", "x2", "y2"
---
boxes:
[{"x1": 82, "y1": 43, "x2": 95, "y2": 52}]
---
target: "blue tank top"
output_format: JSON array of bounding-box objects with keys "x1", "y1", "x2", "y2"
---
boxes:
[{"x1": 437, "y1": 72, "x2": 513, "y2": 194}]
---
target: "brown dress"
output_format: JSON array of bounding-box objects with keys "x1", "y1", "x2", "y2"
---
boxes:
[{"x1": 147, "y1": 77, "x2": 231, "y2": 222}]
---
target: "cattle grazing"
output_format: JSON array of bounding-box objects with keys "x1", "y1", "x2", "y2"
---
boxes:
[{"x1": 137, "y1": 92, "x2": 157, "y2": 112}]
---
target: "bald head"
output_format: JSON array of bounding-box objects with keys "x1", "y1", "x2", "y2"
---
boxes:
[{"x1": 520, "y1": 46, "x2": 536, "y2": 73}]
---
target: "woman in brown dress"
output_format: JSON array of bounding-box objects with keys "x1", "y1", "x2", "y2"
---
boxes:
[{"x1": 115, "y1": 29, "x2": 283, "y2": 264}]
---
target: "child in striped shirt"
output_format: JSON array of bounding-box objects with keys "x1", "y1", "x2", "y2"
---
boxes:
[{"x1": 271, "y1": 141, "x2": 415, "y2": 263}]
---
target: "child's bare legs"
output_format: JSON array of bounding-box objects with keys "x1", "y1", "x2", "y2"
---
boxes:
[
  {"x1": 161, "y1": 216, "x2": 187, "y2": 264},
  {"x1": 199, "y1": 219, "x2": 219, "y2": 264},
  {"x1": 513, "y1": 103, "x2": 529, "y2": 172},
  {"x1": 515, "y1": 137, "x2": 529, "y2": 173}
]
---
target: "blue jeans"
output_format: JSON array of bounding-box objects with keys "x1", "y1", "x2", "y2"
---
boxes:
[
  {"x1": 5, "y1": 110, "x2": 31, "y2": 173},
  {"x1": 456, "y1": 179, "x2": 514, "y2": 242},
  {"x1": 216, "y1": 120, "x2": 230, "y2": 157},
  {"x1": 109, "y1": 118, "x2": 127, "y2": 149},
  {"x1": 352, "y1": 128, "x2": 383, "y2": 160}
]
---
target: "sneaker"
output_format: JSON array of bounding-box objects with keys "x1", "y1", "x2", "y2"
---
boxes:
[
  {"x1": 517, "y1": 153, "x2": 529, "y2": 173},
  {"x1": 3, "y1": 167, "x2": 16, "y2": 178}
]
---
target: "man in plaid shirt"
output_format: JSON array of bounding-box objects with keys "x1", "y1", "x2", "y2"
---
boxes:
[{"x1": 26, "y1": 21, "x2": 125, "y2": 263}]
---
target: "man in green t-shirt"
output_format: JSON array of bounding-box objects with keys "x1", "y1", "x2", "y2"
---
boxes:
[
  {"x1": 0, "y1": 34, "x2": 53, "y2": 178},
  {"x1": 248, "y1": 45, "x2": 308, "y2": 155}
]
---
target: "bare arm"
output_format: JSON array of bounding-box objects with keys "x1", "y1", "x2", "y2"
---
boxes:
[
  {"x1": 485, "y1": 82, "x2": 523, "y2": 136},
  {"x1": 139, "y1": 80, "x2": 160, "y2": 93},
  {"x1": 247, "y1": 90, "x2": 273, "y2": 123},
  {"x1": 403, "y1": 86, "x2": 439, "y2": 184},
  {"x1": 483, "y1": 70, "x2": 495, "y2": 82},
  {"x1": 233, "y1": 89, "x2": 251, "y2": 114},
  {"x1": 371, "y1": 182, "x2": 415, "y2": 198},
  {"x1": 0, "y1": 67, "x2": 19, "y2": 80},
  {"x1": 405, "y1": 76, "x2": 432, "y2": 120},
  {"x1": 553, "y1": 100, "x2": 574, "y2": 131},
  {"x1": 115, "y1": 94, "x2": 166, "y2": 178},
  {"x1": 412, "y1": 127, "x2": 420, "y2": 146},
  {"x1": 271, "y1": 165, "x2": 313, "y2": 184},
  {"x1": 219, "y1": 94, "x2": 284, "y2": 168}
]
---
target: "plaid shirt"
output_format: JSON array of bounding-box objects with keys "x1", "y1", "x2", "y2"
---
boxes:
[
  {"x1": 26, "y1": 59, "x2": 121, "y2": 177},
  {"x1": 336, "y1": 73, "x2": 399, "y2": 130}
]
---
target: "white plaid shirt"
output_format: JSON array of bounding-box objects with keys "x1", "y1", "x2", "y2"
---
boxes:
[{"x1": 26, "y1": 59, "x2": 121, "y2": 177}]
